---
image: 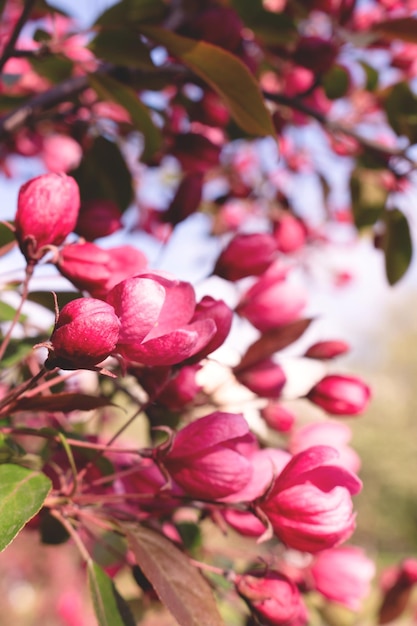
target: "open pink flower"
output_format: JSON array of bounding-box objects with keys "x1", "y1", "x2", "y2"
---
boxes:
[
  {"x1": 258, "y1": 446, "x2": 362, "y2": 553},
  {"x1": 107, "y1": 273, "x2": 220, "y2": 366},
  {"x1": 159, "y1": 412, "x2": 254, "y2": 500},
  {"x1": 310, "y1": 546, "x2": 375, "y2": 610}
]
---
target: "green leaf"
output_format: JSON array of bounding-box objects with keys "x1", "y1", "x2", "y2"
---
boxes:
[
  {"x1": 372, "y1": 17, "x2": 417, "y2": 43},
  {"x1": 88, "y1": 73, "x2": 161, "y2": 161},
  {"x1": 0, "y1": 464, "x2": 51, "y2": 552},
  {"x1": 71, "y1": 136, "x2": 133, "y2": 212},
  {"x1": 139, "y1": 26, "x2": 275, "y2": 138},
  {"x1": 384, "y1": 82, "x2": 417, "y2": 144},
  {"x1": 0, "y1": 337, "x2": 37, "y2": 368},
  {"x1": 89, "y1": 29, "x2": 155, "y2": 70},
  {"x1": 126, "y1": 523, "x2": 225, "y2": 626},
  {"x1": 88, "y1": 561, "x2": 136, "y2": 626},
  {"x1": 322, "y1": 65, "x2": 350, "y2": 100},
  {"x1": 94, "y1": 0, "x2": 166, "y2": 27},
  {"x1": 359, "y1": 61, "x2": 379, "y2": 92},
  {"x1": 383, "y1": 208, "x2": 413, "y2": 285},
  {"x1": 29, "y1": 55, "x2": 74, "y2": 83},
  {"x1": 0, "y1": 301, "x2": 26, "y2": 323},
  {"x1": 350, "y1": 167, "x2": 388, "y2": 229},
  {"x1": 27, "y1": 290, "x2": 80, "y2": 311}
]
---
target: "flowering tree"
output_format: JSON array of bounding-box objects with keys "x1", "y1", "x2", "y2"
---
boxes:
[{"x1": 0, "y1": 0, "x2": 416, "y2": 624}]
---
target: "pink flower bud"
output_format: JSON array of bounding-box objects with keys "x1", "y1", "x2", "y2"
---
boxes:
[
  {"x1": 290, "y1": 421, "x2": 360, "y2": 473},
  {"x1": 41, "y1": 134, "x2": 82, "y2": 173},
  {"x1": 310, "y1": 546, "x2": 375, "y2": 610},
  {"x1": 15, "y1": 173, "x2": 80, "y2": 262},
  {"x1": 235, "y1": 358, "x2": 286, "y2": 399},
  {"x1": 273, "y1": 214, "x2": 306, "y2": 254},
  {"x1": 261, "y1": 402, "x2": 296, "y2": 433},
  {"x1": 188, "y1": 295, "x2": 233, "y2": 362},
  {"x1": 181, "y1": 7, "x2": 243, "y2": 52},
  {"x1": 304, "y1": 340, "x2": 350, "y2": 360},
  {"x1": 293, "y1": 36, "x2": 338, "y2": 75},
  {"x1": 236, "y1": 571, "x2": 308, "y2": 626},
  {"x1": 214, "y1": 233, "x2": 277, "y2": 282},
  {"x1": 236, "y1": 264, "x2": 307, "y2": 332},
  {"x1": 159, "y1": 364, "x2": 202, "y2": 410},
  {"x1": 107, "y1": 273, "x2": 217, "y2": 366},
  {"x1": 56, "y1": 242, "x2": 147, "y2": 298},
  {"x1": 307, "y1": 374, "x2": 371, "y2": 415},
  {"x1": 259, "y1": 445, "x2": 362, "y2": 553},
  {"x1": 75, "y1": 199, "x2": 123, "y2": 241},
  {"x1": 160, "y1": 412, "x2": 254, "y2": 500},
  {"x1": 46, "y1": 298, "x2": 120, "y2": 370}
]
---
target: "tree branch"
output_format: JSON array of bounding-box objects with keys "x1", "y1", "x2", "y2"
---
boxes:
[
  {"x1": 263, "y1": 90, "x2": 417, "y2": 171},
  {"x1": 0, "y1": 0, "x2": 38, "y2": 73}
]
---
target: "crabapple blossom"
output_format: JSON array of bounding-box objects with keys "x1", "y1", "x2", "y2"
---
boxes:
[
  {"x1": 213, "y1": 232, "x2": 277, "y2": 281},
  {"x1": 159, "y1": 412, "x2": 254, "y2": 500},
  {"x1": 45, "y1": 298, "x2": 120, "y2": 370},
  {"x1": 15, "y1": 173, "x2": 80, "y2": 262},
  {"x1": 56, "y1": 242, "x2": 147, "y2": 298},
  {"x1": 75, "y1": 199, "x2": 123, "y2": 241},
  {"x1": 289, "y1": 421, "x2": 361, "y2": 473},
  {"x1": 236, "y1": 571, "x2": 308, "y2": 626},
  {"x1": 234, "y1": 358, "x2": 287, "y2": 398},
  {"x1": 258, "y1": 445, "x2": 362, "y2": 553},
  {"x1": 310, "y1": 546, "x2": 375, "y2": 610},
  {"x1": 307, "y1": 374, "x2": 371, "y2": 415},
  {"x1": 304, "y1": 340, "x2": 350, "y2": 360},
  {"x1": 261, "y1": 402, "x2": 296, "y2": 433},
  {"x1": 107, "y1": 274, "x2": 229, "y2": 366},
  {"x1": 236, "y1": 263, "x2": 307, "y2": 331}
]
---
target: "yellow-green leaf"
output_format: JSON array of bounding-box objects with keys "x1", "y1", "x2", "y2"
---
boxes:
[
  {"x1": 0, "y1": 464, "x2": 51, "y2": 551},
  {"x1": 383, "y1": 208, "x2": 413, "y2": 285},
  {"x1": 139, "y1": 26, "x2": 275, "y2": 138}
]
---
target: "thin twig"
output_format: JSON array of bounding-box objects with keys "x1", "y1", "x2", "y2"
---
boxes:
[{"x1": 0, "y1": 0, "x2": 38, "y2": 73}]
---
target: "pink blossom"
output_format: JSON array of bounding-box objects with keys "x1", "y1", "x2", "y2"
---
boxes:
[
  {"x1": 235, "y1": 358, "x2": 287, "y2": 398},
  {"x1": 107, "y1": 273, "x2": 218, "y2": 366},
  {"x1": 289, "y1": 421, "x2": 360, "y2": 473},
  {"x1": 214, "y1": 233, "x2": 277, "y2": 281},
  {"x1": 310, "y1": 546, "x2": 375, "y2": 610},
  {"x1": 56, "y1": 242, "x2": 148, "y2": 298},
  {"x1": 261, "y1": 402, "x2": 296, "y2": 433},
  {"x1": 273, "y1": 213, "x2": 306, "y2": 254},
  {"x1": 222, "y1": 447, "x2": 291, "y2": 503},
  {"x1": 75, "y1": 199, "x2": 123, "y2": 241},
  {"x1": 307, "y1": 374, "x2": 371, "y2": 415},
  {"x1": 41, "y1": 135, "x2": 82, "y2": 173},
  {"x1": 236, "y1": 263, "x2": 307, "y2": 332},
  {"x1": 160, "y1": 412, "x2": 254, "y2": 500},
  {"x1": 304, "y1": 340, "x2": 350, "y2": 360},
  {"x1": 15, "y1": 173, "x2": 80, "y2": 262},
  {"x1": 46, "y1": 298, "x2": 120, "y2": 370},
  {"x1": 236, "y1": 571, "x2": 308, "y2": 626},
  {"x1": 258, "y1": 445, "x2": 362, "y2": 553}
]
